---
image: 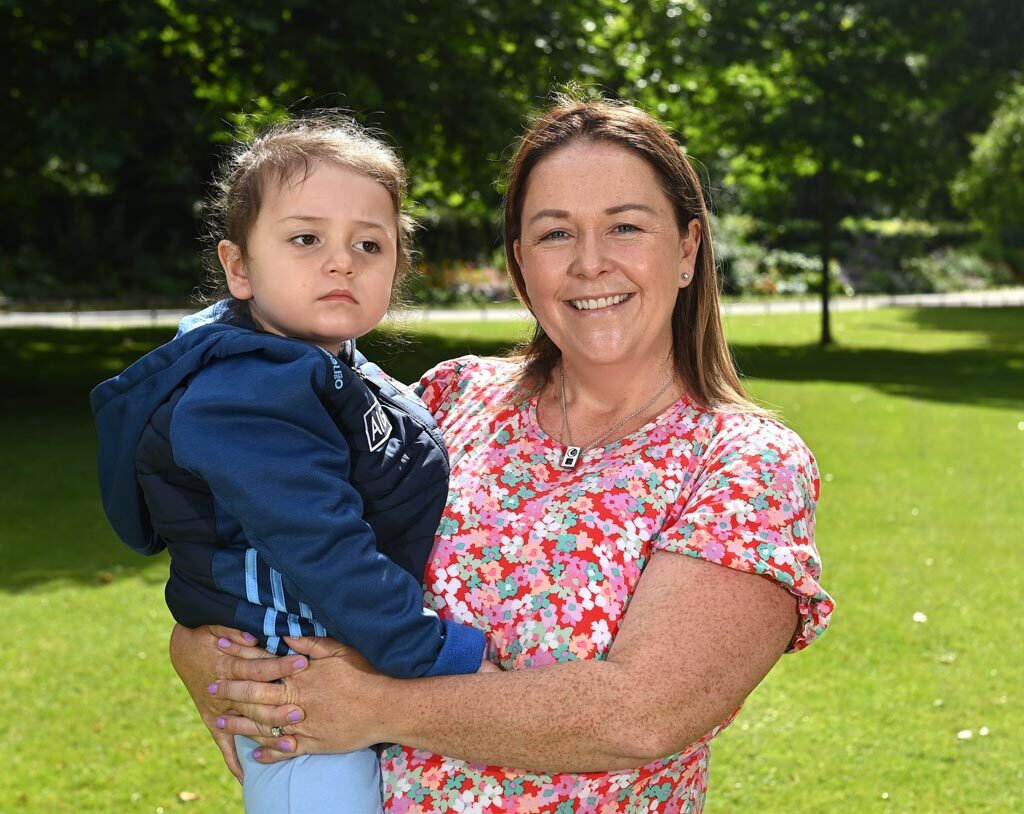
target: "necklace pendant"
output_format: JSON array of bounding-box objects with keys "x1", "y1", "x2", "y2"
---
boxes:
[{"x1": 559, "y1": 445, "x2": 582, "y2": 470}]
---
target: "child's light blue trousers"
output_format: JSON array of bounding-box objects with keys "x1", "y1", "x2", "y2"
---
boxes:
[{"x1": 235, "y1": 735, "x2": 384, "y2": 814}]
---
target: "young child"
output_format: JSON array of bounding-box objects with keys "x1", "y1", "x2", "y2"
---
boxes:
[{"x1": 91, "y1": 115, "x2": 487, "y2": 814}]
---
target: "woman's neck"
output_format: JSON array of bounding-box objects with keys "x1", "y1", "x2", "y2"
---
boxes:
[{"x1": 558, "y1": 354, "x2": 677, "y2": 417}]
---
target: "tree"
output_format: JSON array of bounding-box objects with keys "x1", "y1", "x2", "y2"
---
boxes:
[
  {"x1": 602, "y1": 0, "x2": 1023, "y2": 344},
  {"x1": 952, "y1": 83, "x2": 1024, "y2": 271},
  {"x1": 626, "y1": 2, "x2": 944, "y2": 344},
  {"x1": 1, "y1": 0, "x2": 604, "y2": 298}
]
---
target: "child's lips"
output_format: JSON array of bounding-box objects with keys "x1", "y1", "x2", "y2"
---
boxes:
[{"x1": 319, "y1": 290, "x2": 357, "y2": 303}]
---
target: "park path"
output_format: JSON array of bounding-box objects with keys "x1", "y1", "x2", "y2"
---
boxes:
[{"x1": 1, "y1": 287, "x2": 1023, "y2": 329}]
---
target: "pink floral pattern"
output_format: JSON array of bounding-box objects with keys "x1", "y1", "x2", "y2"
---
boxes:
[{"x1": 381, "y1": 357, "x2": 832, "y2": 813}]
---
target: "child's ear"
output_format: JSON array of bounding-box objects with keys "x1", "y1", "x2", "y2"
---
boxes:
[{"x1": 218, "y1": 240, "x2": 252, "y2": 300}]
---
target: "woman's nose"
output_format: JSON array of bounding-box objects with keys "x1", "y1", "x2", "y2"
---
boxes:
[{"x1": 572, "y1": 233, "x2": 608, "y2": 278}]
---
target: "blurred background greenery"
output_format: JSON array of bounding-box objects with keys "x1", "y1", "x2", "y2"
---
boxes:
[
  {"x1": 2, "y1": 3, "x2": 1023, "y2": 811},
  {"x1": 3, "y1": 0, "x2": 1022, "y2": 310}
]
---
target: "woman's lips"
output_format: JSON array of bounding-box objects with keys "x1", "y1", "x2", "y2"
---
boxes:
[{"x1": 567, "y1": 292, "x2": 634, "y2": 311}]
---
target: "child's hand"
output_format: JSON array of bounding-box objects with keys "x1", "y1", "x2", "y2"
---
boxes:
[{"x1": 477, "y1": 658, "x2": 502, "y2": 673}]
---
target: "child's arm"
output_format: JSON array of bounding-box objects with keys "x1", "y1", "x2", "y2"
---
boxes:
[{"x1": 171, "y1": 350, "x2": 485, "y2": 679}]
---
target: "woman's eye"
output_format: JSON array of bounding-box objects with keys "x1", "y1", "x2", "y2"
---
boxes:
[
  {"x1": 290, "y1": 234, "x2": 318, "y2": 247},
  {"x1": 613, "y1": 223, "x2": 640, "y2": 234},
  {"x1": 355, "y1": 240, "x2": 381, "y2": 253},
  {"x1": 539, "y1": 229, "x2": 569, "y2": 242}
]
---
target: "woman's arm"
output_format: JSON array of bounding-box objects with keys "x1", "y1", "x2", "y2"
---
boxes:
[{"x1": 210, "y1": 551, "x2": 797, "y2": 772}]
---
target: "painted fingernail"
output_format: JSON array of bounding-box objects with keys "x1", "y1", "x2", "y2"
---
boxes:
[
  {"x1": 287, "y1": 710, "x2": 302, "y2": 723},
  {"x1": 215, "y1": 717, "x2": 226, "y2": 730},
  {"x1": 243, "y1": 632, "x2": 257, "y2": 643},
  {"x1": 218, "y1": 637, "x2": 231, "y2": 649},
  {"x1": 252, "y1": 749, "x2": 262, "y2": 760},
  {"x1": 278, "y1": 740, "x2": 293, "y2": 752},
  {"x1": 207, "y1": 682, "x2": 218, "y2": 694},
  {"x1": 293, "y1": 657, "x2": 307, "y2": 669}
]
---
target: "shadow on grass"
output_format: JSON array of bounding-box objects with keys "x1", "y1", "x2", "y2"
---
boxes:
[
  {"x1": 732, "y1": 342, "x2": 1024, "y2": 409},
  {"x1": 0, "y1": 326, "x2": 517, "y2": 405},
  {"x1": 0, "y1": 326, "x2": 520, "y2": 594},
  {"x1": 901, "y1": 305, "x2": 1024, "y2": 351},
  {"x1": 1, "y1": 309, "x2": 1021, "y2": 592}
]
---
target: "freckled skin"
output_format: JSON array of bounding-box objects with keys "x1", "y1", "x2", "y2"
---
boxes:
[
  {"x1": 172, "y1": 518, "x2": 798, "y2": 773},
  {"x1": 513, "y1": 141, "x2": 703, "y2": 446}
]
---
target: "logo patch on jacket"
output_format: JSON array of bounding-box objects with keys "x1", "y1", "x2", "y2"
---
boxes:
[{"x1": 363, "y1": 399, "x2": 392, "y2": 451}]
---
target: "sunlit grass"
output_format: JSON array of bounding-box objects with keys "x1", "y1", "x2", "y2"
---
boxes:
[{"x1": 1, "y1": 307, "x2": 1021, "y2": 812}]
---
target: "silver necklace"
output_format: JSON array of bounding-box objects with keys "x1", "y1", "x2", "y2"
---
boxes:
[{"x1": 558, "y1": 364, "x2": 675, "y2": 470}]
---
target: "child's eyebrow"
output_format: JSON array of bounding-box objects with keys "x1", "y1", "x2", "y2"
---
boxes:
[
  {"x1": 278, "y1": 215, "x2": 328, "y2": 224},
  {"x1": 279, "y1": 215, "x2": 391, "y2": 232}
]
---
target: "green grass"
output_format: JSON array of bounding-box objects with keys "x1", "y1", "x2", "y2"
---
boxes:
[{"x1": 1, "y1": 308, "x2": 1021, "y2": 812}]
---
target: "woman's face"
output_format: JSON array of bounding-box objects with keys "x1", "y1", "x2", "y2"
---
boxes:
[{"x1": 513, "y1": 140, "x2": 700, "y2": 374}]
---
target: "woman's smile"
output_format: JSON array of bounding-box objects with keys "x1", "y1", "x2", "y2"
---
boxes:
[{"x1": 567, "y1": 292, "x2": 634, "y2": 311}]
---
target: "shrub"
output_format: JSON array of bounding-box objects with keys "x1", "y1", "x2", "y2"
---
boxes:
[
  {"x1": 713, "y1": 214, "x2": 765, "y2": 295},
  {"x1": 902, "y1": 249, "x2": 1012, "y2": 293},
  {"x1": 952, "y1": 83, "x2": 1024, "y2": 271}
]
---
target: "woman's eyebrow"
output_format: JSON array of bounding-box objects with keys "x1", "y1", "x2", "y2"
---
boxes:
[
  {"x1": 527, "y1": 204, "x2": 658, "y2": 225},
  {"x1": 527, "y1": 209, "x2": 570, "y2": 225},
  {"x1": 605, "y1": 203, "x2": 657, "y2": 216}
]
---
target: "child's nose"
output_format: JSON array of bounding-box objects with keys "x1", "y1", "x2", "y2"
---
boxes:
[{"x1": 325, "y1": 248, "x2": 355, "y2": 276}]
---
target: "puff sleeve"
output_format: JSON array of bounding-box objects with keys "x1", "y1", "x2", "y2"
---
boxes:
[{"x1": 654, "y1": 413, "x2": 833, "y2": 651}]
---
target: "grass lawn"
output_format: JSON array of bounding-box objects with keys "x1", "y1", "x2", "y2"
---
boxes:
[{"x1": 1, "y1": 307, "x2": 1021, "y2": 813}]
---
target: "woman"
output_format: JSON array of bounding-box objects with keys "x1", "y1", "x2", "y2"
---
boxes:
[{"x1": 171, "y1": 95, "x2": 833, "y2": 811}]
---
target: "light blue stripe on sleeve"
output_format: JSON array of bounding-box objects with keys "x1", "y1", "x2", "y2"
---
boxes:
[
  {"x1": 245, "y1": 548, "x2": 260, "y2": 605},
  {"x1": 287, "y1": 613, "x2": 303, "y2": 638},
  {"x1": 270, "y1": 568, "x2": 287, "y2": 612},
  {"x1": 313, "y1": 620, "x2": 327, "y2": 637},
  {"x1": 263, "y1": 607, "x2": 277, "y2": 637},
  {"x1": 264, "y1": 605, "x2": 281, "y2": 654},
  {"x1": 299, "y1": 601, "x2": 313, "y2": 620}
]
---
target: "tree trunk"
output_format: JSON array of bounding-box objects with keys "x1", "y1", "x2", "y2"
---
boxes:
[
  {"x1": 819, "y1": 161, "x2": 833, "y2": 347},
  {"x1": 819, "y1": 174, "x2": 833, "y2": 346}
]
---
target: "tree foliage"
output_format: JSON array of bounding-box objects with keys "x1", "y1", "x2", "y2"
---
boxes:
[
  {"x1": 952, "y1": 83, "x2": 1024, "y2": 254},
  {"x1": 1, "y1": 0, "x2": 1020, "y2": 306}
]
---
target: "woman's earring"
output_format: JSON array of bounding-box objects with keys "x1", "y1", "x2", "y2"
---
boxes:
[{"x1": 681, "y1": 272, "x2": 690, "y2": 281}]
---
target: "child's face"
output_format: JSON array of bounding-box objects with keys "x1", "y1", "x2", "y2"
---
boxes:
[{"x1": 220, "y1": 162, "x2": 398, "y2": 353}]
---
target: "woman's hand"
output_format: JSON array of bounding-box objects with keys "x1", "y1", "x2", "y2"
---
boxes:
[
  {"x1": 168, "y1": 624, "x2": 307, "y2": 779},
  {"x1": 212, "y1": 635, "x2": 391, "y2": 763}
]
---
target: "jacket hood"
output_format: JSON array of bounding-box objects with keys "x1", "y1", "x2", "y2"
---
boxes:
[
  {"x1": 90, "y1": 304, "x2": 245, "y2": 554},
  {"x1": 92, "y1": 303, "x2": 362, "y2": 557},
  {"x1": 91, "y1": 300, "x2": 354, "y2": 555}
]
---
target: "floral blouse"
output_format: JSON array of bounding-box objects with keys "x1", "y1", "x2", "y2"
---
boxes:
[{"x1": 381, "y1": 357, "x2": 833, "y2": 813}]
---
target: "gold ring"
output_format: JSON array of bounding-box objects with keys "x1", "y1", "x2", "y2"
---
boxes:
[{"x1": 270, "y1": 725, "x2": 285, "y2": 738}]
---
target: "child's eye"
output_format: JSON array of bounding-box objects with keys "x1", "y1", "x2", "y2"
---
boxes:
[
  {"x1": 355, "y1": 240, "x2": 381, "y2": 253},
  {"x1": 290, "y1": 234, "x2": 318, "y2": 247}
]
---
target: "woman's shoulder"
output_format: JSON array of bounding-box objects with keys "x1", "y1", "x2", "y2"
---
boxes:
[
  {"x1": 691, "y1": 404, "x2": 818, "y2": 476},
  {"x1": 420, "y1": 354, "x2": 520, "y2": 385},
  {"x1": 416, "y1": 355, "x2": 523, "y2": 416}
]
